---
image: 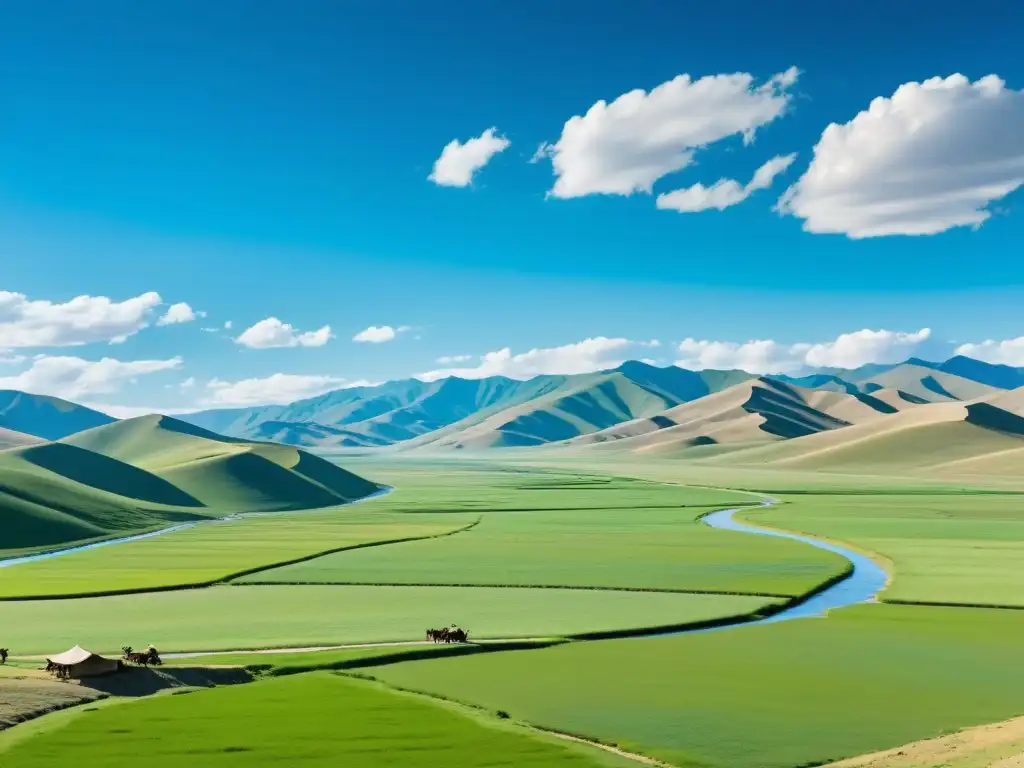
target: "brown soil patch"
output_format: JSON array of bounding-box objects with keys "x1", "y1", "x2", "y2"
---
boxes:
[{"x1": 828, "y1": 715, "x2": 1024, "y2": 767}]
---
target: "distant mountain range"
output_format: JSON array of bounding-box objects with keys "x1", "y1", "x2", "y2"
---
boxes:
[{"x1": 4, "y1": 354, "x2": 1024, "y2": 482}]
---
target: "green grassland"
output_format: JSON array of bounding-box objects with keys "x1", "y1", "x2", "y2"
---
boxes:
[
  {"x1": 745, "y1": 494, "x2": 1024, "y2": 606},
  {"x1": 0, "y1": 415, "x2": 382, "y2": 555},
  {"x1": 0, "y1": 510, "x2": 464, "y2": 598},
  {"x1": 1, "y1": 672, "x2": 636, "y2": 767},
  {"x1": 245, "y1": 504, "x2": 849, "y2": 597},
  {"x1": 368, "y1": 603, "x2": 1024, "y2": 768},
  {"x1": 0, "y1": 584, "x2": 775, "y2": 654}
]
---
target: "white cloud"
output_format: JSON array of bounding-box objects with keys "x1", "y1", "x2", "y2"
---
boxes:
[
  {"x1": 224, "y1": 320, "x2": 233, "y2": 330},
  {"x1": 428, "y1": 127, "x2": 511, "y2": 187},
  {"x1": 235, "y1": 318, "x2": 332, "y2": 349},
  {"x1": 0, "y1": 290, "x2": 162, "y2": 349},
  {"x1": 954, "y1": 338, "x2": 1024, "y2": 366},
  {"x1": 0, "y1": 355, "x2": 183, "y2": 399},
  {"x1": 418, "y1": 337, "x2": 659, "y2": 381},
  {"x1": 436, "y1": 354, "x2": 472, "y2": 364},
  {"x1": 201, "y1": 373, "x2": 373, "y2": 407},
  {"x1": 778, "y1": 74, "x2": 1024, "y2": 238},
  {"x1": 543, "y1": 67, "x2": 799, "y2": 199},
  {"x1": 675, "y1": 328, "x2": 932, "y2": 373},
  {"x1": 0, "y1": 354, "x2": 26, "y2": 365},
  {"x1": 353, "y1": 325, "x2": 410, "y2": 344},
  {"x1": 657, "y1": 153, "x2": 796, "y2": 212},
  {"x1": 179, "y1": 376, "x2": 196, "y2": 390},
  {"x1": 156, "y1": 302, "x2": 204, "y2": 326}
]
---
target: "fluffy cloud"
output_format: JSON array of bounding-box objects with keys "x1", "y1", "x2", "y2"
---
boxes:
[
  {"x1": 436, "y1": 354, "x2": 472, "y2": 364},
  {"x1": 0, "y1": 290, "x2": 162, "y2": 348},
  {"x1": 428, "y1": 128, "x2": 510, "y2": 187},
  {"x1": 954, "y1": 338, "x2": 1024, "y2": 366},
  {"x1": 542, "y1": 67, "x2": 799, "y2": 199},
  {"x1": 777, "y1": 74, "x2": 1024, "y2": 238},
  {"x1": 201, "y1": 373, "x2": 372, "y2": 407},
  {"x1": 235, "y1": 318, "x2": 332, "y2": 349},
  {"x1": 0, "y1": 355, "x2": 183, "y2": 399},
  {"x1": 156, "y1": 302, "x2": 204, "y2": 326},
  {"x1": 352, "y1": 325, "x2": 410, "y2": 343},
  {"x1": 418, "y1": 337, "x2": 660, "y2": 381},
  {"x1": 656, "y1": 154, "x2": 796, "y2": 212},
  {"x1": 675, "y1": 328, "x2": 932, "y2": 373}
]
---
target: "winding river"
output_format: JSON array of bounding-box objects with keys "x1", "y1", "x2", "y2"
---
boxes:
[
  {"x1": 685, "y1": 498, "x2": 889, "y2": 633},
  {"x1": 0, "y1": 489, "x2": 887, "y2": 644}
]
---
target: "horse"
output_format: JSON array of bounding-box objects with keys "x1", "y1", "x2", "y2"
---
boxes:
[
  {"x1": 144, "y1": 646, "x2": 162, "y2": 666},
  {"x1": 426, "y1": 628, "x2": 448, "y2": 643},
  {"x1": 122, "y1": 646, "x2": 150, "y2": 667},
  {"x1": 0, "y1": 647, "x2": 8, "y2": 664}
]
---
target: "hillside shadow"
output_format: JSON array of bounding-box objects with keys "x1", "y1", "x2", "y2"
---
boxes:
[
  {"x1": 965, "y1": 402, "x2": 1024, "y2": 436},
  {"x1": 81, "y1": 666, "x2": 254, "y2": 697},
  {"x1": 20, "y1": 443, "x2": 204, "y2": 507}
]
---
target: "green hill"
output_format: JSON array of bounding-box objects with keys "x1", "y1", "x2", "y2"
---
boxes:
[
  {"x1": 0, "y1": 426, "x2": 40, "y2": 449},
  {"x1": 0, "y1": 390, "x2": 113, "y2": 440},
  {"x1": 179, "y1": 362, "x2": 753, "y2": 449},
  {"x1": 0, "y1": 416, "x2": 381, "y2": 554}
]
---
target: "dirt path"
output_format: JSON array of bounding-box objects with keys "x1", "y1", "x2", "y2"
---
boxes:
[
  {"x1": 538, "y1": 727, "x2": 675, "y2": 767},
  {"x1": 827, "y1": 715, "x2": 1024, "y2": 767}
]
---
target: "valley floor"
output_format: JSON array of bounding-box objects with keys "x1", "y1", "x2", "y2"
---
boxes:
[{"x1": 2, "y1": 458, "x2": 1023, "y2": 767}]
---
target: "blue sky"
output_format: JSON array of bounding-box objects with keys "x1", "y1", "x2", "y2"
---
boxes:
[{"x1": 2, "y1": 0, "x2": 1024, "y2": 415}]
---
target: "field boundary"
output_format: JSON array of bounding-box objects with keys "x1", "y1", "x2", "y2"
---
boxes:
[
  {"x1": 883, "y1": 598, "x2": 1024, "y2": 611},
  {"x1": 0, "y1": 517, "x2": 483, "y2": 602},
  {"x1": 344, "y1": 671, "x2": 673, "y2": 767},
  {"x1": 233, "y1": 579, "x2": 794, "y2": 599}
]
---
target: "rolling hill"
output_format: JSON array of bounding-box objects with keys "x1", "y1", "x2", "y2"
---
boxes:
[
  {"x1": 0, "y1": 390, "x2": 113, "y2": 440},
  {"x1": 556, "y1": 378, "x2": 907, "y2": 454},
  {"x1": 0, "y1": 426, "x2": 41, "y2": 450},
  {"x1": 697, "y1": 390, "x2": 1024, "y2": 474},
  {"x1": 401, "y1": 364, "x2": 755, "y2": 449},
  {"x1": 0, "y1": 416, "x2": 381, "y2": 554}
]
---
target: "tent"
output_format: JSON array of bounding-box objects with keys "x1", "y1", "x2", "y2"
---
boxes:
[{"x1": 46, "y1": 646, "x2": 121, "y2": 678}]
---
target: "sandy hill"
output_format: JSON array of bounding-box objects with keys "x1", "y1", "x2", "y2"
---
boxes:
[
  {"x1": 703, "y1": 389, "x2": 1024, "y2": 474},
  {"x1": 559, "y1": 378, "x2": 906, "y2": 455},
  {"x1": 0, "y1": 416, "x2": 380, "y2": 554}
]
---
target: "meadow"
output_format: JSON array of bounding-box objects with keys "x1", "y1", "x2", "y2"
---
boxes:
[
  {"x1": 368, "y1": 603, "x2": 1024, "y2": 768},
  {"x1": 244, "y1": 504, "x2": 848, "y2": 596},
  {"x1": 0, "y1": 584, "x2": 776, "y2": 654},
  {"x1": 745, "y1": 493, "x2": 1024, "y2": 606},
  {"x1": 0, "y1": 510, "x2": 465, "y2": 598},
  {"x1": 0, "y1": 673, "x2": 634, "y2": 767}
]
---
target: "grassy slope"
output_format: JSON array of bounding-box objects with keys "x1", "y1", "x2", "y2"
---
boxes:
[
  {"x1": 2, "y1": 673, "x2": 634, "y2": 767},
  {"x1": 1, "y1": 415, "x2": 382, "y2": 555},
  {"x1": 370, "y1": 603, "x2": 1024, "y2": 768},
  {"x1": 65, "y1": 415, "x2": 381, "y2": 509},
  {"x1": 0, "y1": 584, "x2": 774, "y2": 654},
  {"x1": 245, "y1": 504, "x2": 848, "y2": 597},
  {"x1": 746, "y1": 493, "x2": 1024, "y2": 606},
  {"x1": 0, "y1": 428, "x2": 40, "y2": 449}
]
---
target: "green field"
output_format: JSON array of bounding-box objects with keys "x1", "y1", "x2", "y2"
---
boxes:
[
  {"x1": 368, "y1": 603, "x2": 1024, "y2": 768},
  {"x1": 0, "y1": 510, "x2": 465, "y2": 598},
  {"x1": 745, "y1": 494, "x2": 1024, "y2": 606},
  {"x1": 0, "y1": 584, "x2": 775, "y2": 654},
  {"x1": 1, "y1": 673, "x2": 633, "y2": 767},
  {"x1": 245, "y1": 504, "x2": 848, "y2": 596}
]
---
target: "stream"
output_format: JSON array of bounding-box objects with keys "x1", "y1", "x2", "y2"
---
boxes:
[{"x1": 0, "y1": 486, "x2": 394, "y2": 569}]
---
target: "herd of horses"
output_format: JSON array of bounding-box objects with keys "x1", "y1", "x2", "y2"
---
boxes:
[{"x1": 426, "y1": 625, "x2": 470, "y2": 644}]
